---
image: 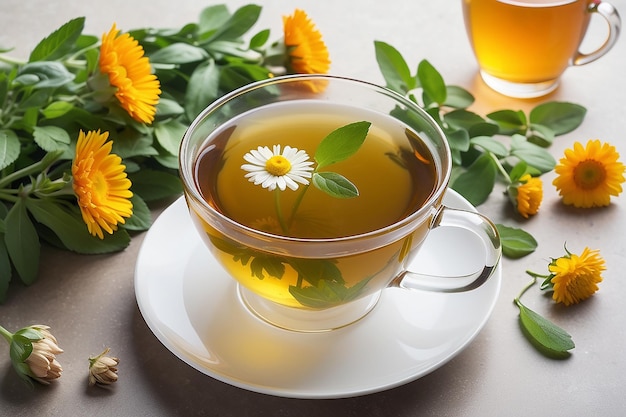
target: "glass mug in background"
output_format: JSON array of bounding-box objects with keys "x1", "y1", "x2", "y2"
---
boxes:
[
  {"x1": 462, "y1": 0, "x2": 621, "y2": 98},
  {"x1": 179, "y1": 75, "x2": 501, "y2": 332}
]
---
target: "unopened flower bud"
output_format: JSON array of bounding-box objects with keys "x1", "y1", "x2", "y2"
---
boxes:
[
  {"x1": 88, "y1": 347, "x2": 119, "y2": 386},
  {"x1": 0, "y1": 324, "x2": 63, "y2": 385}
]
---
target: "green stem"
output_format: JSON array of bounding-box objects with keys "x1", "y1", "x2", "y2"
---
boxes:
[
  {"x1": 0, "y1": 325, "x2": 13, "y2": 344},
  {"x1": 0, "y1": 54, "x2": 26, "y2": 66},
  {"x1": 489, "y1": 152, "x2": 512, "y2": 184},
  {"x1": 274, "y1": 188, "x2": 288, "y2": 234},
  {"x1": 514, "y1": 270, "x2": 550, "y2": 307},
  {"x1": 0, "y1": 150, "x2": 62, "y2": 189},
  {"x1": 288, "y1": 183, "x2": 310, "y2": 228}
]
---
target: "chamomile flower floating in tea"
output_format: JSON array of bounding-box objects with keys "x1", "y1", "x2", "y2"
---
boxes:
[
  {"x1": 242, "y1": 145, "x2": 314, "y2": 191},
  {"x1": 553, "y1": 139, "x2": 625, "y2": 208}
]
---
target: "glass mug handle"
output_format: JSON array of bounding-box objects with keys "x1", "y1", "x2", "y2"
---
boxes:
[
  {"x1": 573, "y1": 1, "x2": 621, "y2": 66},
  {"x1": 391, "y1": 205, "x2": 501, "y2": 293}
]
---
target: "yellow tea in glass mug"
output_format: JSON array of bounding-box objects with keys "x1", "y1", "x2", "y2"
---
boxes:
[
  {"x1": 193, "y1": 102, "x2": 437, "y2": 308},
  {"x1": 180, "y1": 75, "x2": 501, "y2": 332},
  {"x1": 462, "y1": 0, "x2": 621, "y2": 98}
]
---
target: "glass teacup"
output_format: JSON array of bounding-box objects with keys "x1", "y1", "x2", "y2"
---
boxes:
[{"x1": 179, "y1": 74, "x2": 501, "y2": 332}]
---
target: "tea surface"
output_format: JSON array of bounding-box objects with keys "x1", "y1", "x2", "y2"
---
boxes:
[{"x1": 194, "y1": 101, "x2": 437, "y2": 239}]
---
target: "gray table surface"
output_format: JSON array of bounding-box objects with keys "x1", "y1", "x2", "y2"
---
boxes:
[{"x1": 1, "y1": 1, "x2": 625, "y2": 416}]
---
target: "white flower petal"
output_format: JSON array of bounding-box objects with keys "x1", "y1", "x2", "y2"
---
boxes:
[{"x1": 241, "y1": 144, "x2": 313, "y2": 192}]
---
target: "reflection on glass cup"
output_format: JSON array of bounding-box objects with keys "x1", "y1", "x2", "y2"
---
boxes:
[
  {"x1": 462, "y1": 0, "x2": 621, "y2": 98},
  {"x1": 179, "y1": 74, "x2": 501, "y2": 332}
]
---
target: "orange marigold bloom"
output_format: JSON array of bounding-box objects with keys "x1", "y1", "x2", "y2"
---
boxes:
[
  {"x1": 99, "y1": 24, "x2": 161, "y2": 124},
  {"x1": 512, "y1": 174, "x2": 543, "y2": 218},
  {"x1": 283, "y1": 9, "x2": 331, "y2": 75},
  {"x1": 72, "y1": 130, "x2": 133, "y2": 239},
  {"x1": 547, "y1": 247, "x2": 605, "y2": 306},
  {"x1": 553, "y1": 139, "x2": 625, "y2": 208}
]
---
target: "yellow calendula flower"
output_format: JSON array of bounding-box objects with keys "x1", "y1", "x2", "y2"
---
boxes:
[
  {"x1": 72, "y1": 130, "x2": 133, "y2": 239},
  {"x1": 283, "y1": 9, "x2": 331, "y2": 75},
  {"x1": 545, "y1": 247, "x2": 606, "y2": 306},
  {"x1": 99, "y1": 23, "x2": 161, "y2": 124},
  {"x1": 508, "y1": 173, "x2": 543, "y2": 218},
  {"x1": 553, "y1": 139, "x2": 625, "y2": 208}
]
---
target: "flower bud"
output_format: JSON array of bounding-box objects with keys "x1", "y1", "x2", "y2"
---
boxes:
[
  {"x1": 88, "y1": 347, "x2": 119, "y2": 386},
  {"x1": 6, "y1": 324, "x2": 64, "y2": 385}
]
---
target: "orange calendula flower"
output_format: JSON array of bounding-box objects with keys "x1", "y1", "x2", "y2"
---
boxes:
[
  {"x1": 283, "y1": 9, "x2": 331, "y2": 75},
  {"x1": 72, "y1": 130, "x2": 133, "y2": 239},
  {"x1": 552, "y1": 139, "x2": 625, "y2": 208},
  {"x1": 99, "y1": 24, "x2": 161, "y2": 124},
  {"x1": 509, "y1": 173, "x2": 543, "y2": 218},
  {"x1": 543, "y1": 246, "x2": 606, "y2": 306}
]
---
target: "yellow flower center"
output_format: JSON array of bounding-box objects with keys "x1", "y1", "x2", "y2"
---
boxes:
[
  {"x1": 573, "y1": 160, "x2": 606, "y2": 190},
  {"x1": 265, "y1": 155, "x2": 292, "y2": 176}
]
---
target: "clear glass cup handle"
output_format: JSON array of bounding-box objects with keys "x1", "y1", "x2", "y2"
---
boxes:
[
  {"x1": 573, "y1": 2, "x2": 621, "y2": 66},
  {"x1": 391, "y1": 205, "x2": 501, "y2": 293}
]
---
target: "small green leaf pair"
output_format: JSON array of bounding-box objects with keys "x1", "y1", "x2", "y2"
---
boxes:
[{"x1": 311, "y1": 121, "x2": 371, "y2": 199}]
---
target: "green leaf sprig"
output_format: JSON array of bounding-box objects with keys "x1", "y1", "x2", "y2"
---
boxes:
[
  {"x1": 0, "y1": 4, "x2": 294, "y2": 300},
  {"x1": 373, "y1": 41, "x2": 587, "y2": 258},
  {"x1": 514, "y1": 272, "x2": 575, "y2": 358},
  {"x1": 279, "y1": 121, "x2": 371, "y2": 233}
]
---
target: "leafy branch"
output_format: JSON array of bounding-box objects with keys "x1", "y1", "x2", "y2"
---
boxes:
[{"x1": 373, "y1": 41, "x2": 587, "y2": 258}]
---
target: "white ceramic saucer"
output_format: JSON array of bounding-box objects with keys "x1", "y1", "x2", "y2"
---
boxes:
[{"x1": 134, "y1": 190, "x2": 501, "y2": 399}]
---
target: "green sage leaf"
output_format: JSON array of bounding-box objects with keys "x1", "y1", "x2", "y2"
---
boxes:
[
  {"x1": 15, "y1": 61, "x2": 74, "y2": 89},
  {"x1": 25, "y1": 198, "x2": 131, "y2": 254},
  {"x1": 312, "y1": 172, "x2": 359, "y2": 199},
  {"x1": 128, "y1": 169, "x2": 182, "y2": 201},
  {"x1": 33, "y1": 126, "x2": 71, "y2": 153},
  {"x1": 374, "y1": 41, "x2": 415, "y2": 93},
  {"x1": 29, "y1": 17, "x2": 85, "y2": 62},
  {"x1": 0, "y1": 129, "x2": 21, "y2": 170},
  {"x1": 444, "y1": 109, "x2": 486, "y2": 132},
  {"x1": 443, "y1": 85, "x2": 474, "y2": 109},
  {"x1": 123, "y1": 194, "x2": 152, "y2": 231},
  {"x1": 510, "y1": 134, "x2": 556, "y2": 173},
  {"x1": 4, "y1": 199, "x2": 40, "y2": 285},
  {"x1": 149, "y1": 43, "x2": 209, "y2": 64},
  {"x1": 154, "y1": 119, "x2": 187, "y2": 156},
  {"x1": 249, "y1": 29, "x2": 270, "y2": 49},
  {"x1": 470, "y1": 136, "x2": 508, "y2": 157},
  {"x1": 487, "y1": 109, "x2": 527, "y2": 135},
  {"x1": 314, "y1": 121, "x2": 371, "y2": 169},
  {"x1": 451, "y1": 153, "x2": 497, "y2": 206},
  {"x1": 198, "y1": 4, "x2": 231, "y2": 36},
  {"x1": 0, "y1": 228, "x2": 11, "y2": 303},
  {"x1": 527, "y1": 123, "x2": 555, "y2": 147},
  {"x1": 205, "y1": 4, "x2": 261, "y2": 42},
  {"x1": 496, "y1": 224, "x2": 537, "y2": 258},
  {"x1": 42, "y1": 101, "x2": 74, "y2": 119},
  {"x1": 529, "y1": 102, "x2": 586, "y2": 135},
  {"x1": 184, "y1": 59, "x2": 219, "y2": 121},
  {"x1": 517, "y1": 300, "x2": 575, "y2": 356},
  {"x1": 418, "y1": 59, "x2": 446, "y2": 105}
]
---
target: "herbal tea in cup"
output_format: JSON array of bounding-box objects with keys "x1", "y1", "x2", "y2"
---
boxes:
[
  {"x1": 462, "y1": 0, "x2": 621, "y2": 98},
  {"x1": 179, "y1": 75, "x2": 501, "y2": 332}
]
